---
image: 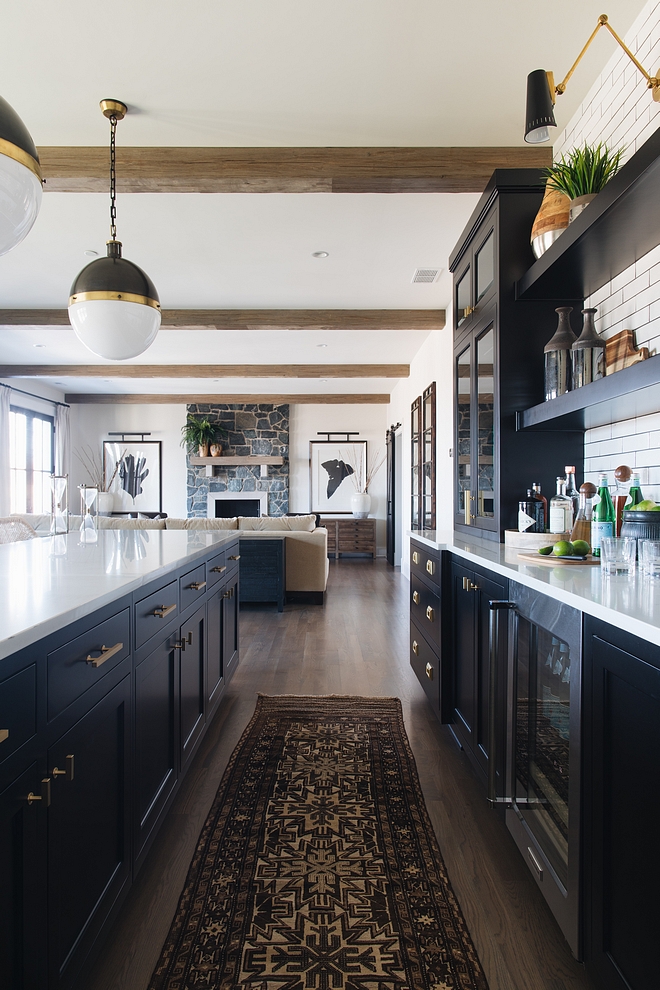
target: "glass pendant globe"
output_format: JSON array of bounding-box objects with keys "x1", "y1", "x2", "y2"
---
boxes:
[
  {"x1": 69, "y1": 299, "x2": 161, "y2": 360},
  {"x1": 0, "y1": 151, "x2": 42, "y2": 256}
]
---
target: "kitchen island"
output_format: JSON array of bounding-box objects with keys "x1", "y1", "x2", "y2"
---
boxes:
[{"x1": 0, "y1": 528, "x2": 241, "y2": 990}]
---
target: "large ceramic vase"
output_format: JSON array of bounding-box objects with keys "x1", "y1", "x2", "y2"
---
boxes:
[
  {"x1": 544, "y1": 306, "x2": 577, "y2": 400},
  {"x1": 531, "y1": 184, "x2": 570, "y2": 259},
  {"x1": 572, "y1": 307, "x2": 605, "y2": 387},
  {"x1": 351, "y1": 492, "x2": 371, "y2": 518}
]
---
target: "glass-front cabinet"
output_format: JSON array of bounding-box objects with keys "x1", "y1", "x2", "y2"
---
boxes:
[{"x1": 453, "y1": 211, "x2": 496, "y2": 332}]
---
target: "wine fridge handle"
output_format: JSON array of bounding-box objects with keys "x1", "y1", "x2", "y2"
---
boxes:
[{"x1": 487, "y1": 601, "x2": 516, "y2": 807}]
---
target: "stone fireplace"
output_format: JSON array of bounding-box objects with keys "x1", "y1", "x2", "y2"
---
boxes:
[{"x1": 207, "y1": 491, "x2": 269, "y2": 517}]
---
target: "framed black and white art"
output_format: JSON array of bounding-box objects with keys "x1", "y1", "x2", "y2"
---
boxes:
[
  {"x1": 309, "y1": 440, "x2": 367, "y2": 514},
  {"x1": 103, "y1": 440, "x2": 162, "y2": 514}
]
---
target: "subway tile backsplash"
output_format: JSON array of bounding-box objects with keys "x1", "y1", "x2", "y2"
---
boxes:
[{"x1": 555, "y1": 0, "x2": 660, "y2": 501}]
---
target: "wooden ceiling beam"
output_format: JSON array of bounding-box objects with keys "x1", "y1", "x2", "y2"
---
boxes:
[
  {"x1": 0, "y1": 309, "x2": 444, "y2": 332},
  {"x1": 38, "y1": 146, "x2": 551, "y2": 195},
  {"x1": 0, "y1": 364, "x2": 408, "y2": 379},
  {"x1": 64, "y1": 393, "x2": 390, "y2": 405}
]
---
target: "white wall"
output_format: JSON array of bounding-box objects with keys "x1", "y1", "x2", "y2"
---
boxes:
[
  {"x1": 554, "y1": 0, "x2": 660, "y2": 499},
  {"x1": 387, "y1": 325, "x2": 453, "y2": 575},
  {"x1": 70, "y1": 403, "x2": 188, "y2": 517},
  {"x1": 289, "y1": 403, "x2": 389, "y2": 552}
]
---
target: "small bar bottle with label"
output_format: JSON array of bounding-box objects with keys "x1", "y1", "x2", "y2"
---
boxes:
[
  {"x1": 519, "y1": 489, "x2": 544, "y2": 533},
  {"x1": 549, "y1": 477, "x2": 573, "y2": 534},
  {"x1": 592, "y1": 472, "x2": 615, "y2": 558}
]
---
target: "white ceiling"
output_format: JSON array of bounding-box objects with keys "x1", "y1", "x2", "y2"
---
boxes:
[{"x1": 0, "y1": 0, "x2": 646, "y2": 398}]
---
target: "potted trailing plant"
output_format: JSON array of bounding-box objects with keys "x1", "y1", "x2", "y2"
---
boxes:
[
  {"x1": 180, "y1": 415, "x2": 225, "y2": 457},
  {"x1": 543, "y1": 142, "x2": 624, "y2": 224}
]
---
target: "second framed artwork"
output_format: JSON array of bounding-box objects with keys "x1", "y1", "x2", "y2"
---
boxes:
[
  {"x1": 309, "y1": 440, "x2": 367, "y2": 514},
  {"x1": 103, "y1": 440, "x2": 162, "y2": 514}
]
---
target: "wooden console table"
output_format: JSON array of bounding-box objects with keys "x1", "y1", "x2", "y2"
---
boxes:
[{"x1": 323, "y1": 518, "x2": 376, "y2": 559}]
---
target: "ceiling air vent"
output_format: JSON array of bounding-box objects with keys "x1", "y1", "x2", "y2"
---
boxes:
[{"x1": 412, "y1": 268, "x2": 441, "y2": 283}]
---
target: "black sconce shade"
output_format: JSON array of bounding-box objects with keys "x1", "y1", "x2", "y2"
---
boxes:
[{"x1": 525, "y1": 69, "x2": 556, "y2": 144}]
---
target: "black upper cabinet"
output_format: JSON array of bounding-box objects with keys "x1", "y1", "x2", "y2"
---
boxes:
[{"x1": 450, "y1": 170, "x2": 583, "y2": 540}]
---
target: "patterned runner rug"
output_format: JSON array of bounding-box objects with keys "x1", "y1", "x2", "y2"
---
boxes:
[{"x1": 149, "y1": 695, "x2": 489, "y2": 990}]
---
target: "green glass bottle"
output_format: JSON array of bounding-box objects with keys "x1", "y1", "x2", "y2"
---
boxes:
[
  {"x1": 592, "y1": 472, "x2": 615, "y2": 558},
  {"x1": 625, "y1": 472, "x2": 644, "y2": 509}
]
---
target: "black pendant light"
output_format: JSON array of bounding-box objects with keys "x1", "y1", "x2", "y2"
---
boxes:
[
  {"x1": 0, "y1": 95, "x2": 42, "y2": 255},
  {"x1": 68, "y1": 100, "x2": 161, "y2": 360}
]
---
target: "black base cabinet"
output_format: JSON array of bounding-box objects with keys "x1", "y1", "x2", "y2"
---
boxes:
[
  {"x1": 409, "y1": 541, "x2": 447, "y2": 718},
  {"x1": 583, "y1": 617, "x2": 660, "y2": 990},
  {"x1": 0, "y1": 537, "x2": 240, "y2": 990}
]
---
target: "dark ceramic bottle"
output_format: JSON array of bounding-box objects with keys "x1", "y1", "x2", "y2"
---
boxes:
[{"x1": 544, "y1": 306, "x2": 576, "y2": 400}]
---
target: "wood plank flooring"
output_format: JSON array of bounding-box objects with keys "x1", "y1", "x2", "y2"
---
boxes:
[{"x1": 84, "y1": 559, "x2": 594, "y2": 990}]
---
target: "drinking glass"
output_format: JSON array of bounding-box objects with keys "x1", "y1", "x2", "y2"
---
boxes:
[
  {"x1": 600, "y1": 537, "x2": 636, "y2": 575},
  {"x1": 639, "y1": 540, "x2": 660, "y2": 578}
]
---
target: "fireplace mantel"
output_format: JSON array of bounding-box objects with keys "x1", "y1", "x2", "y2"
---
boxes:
[{"x1": 190, "y1": 455, "x2": 285, "y2": 478}]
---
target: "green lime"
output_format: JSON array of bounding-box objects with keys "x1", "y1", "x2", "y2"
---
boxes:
[
  {"x1": 538, "y1": 545, "x2": 554, "y2": 555},
  {"x1": 634, "y1": 499, "x2": 657, "y2": 511},
  {"x1": 553, "y1": 540, "x2": 574, "y2": 556},
  {"x1": 572, "y1": 539, "x2": 591, "y2": 556}
]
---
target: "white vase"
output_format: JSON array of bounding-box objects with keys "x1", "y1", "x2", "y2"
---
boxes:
[
  {"x1": 351, "y1": 492, "x2": 371, "y2": 518},
  {"x1": 97, "y1": 491, "x2": 115, "y2": 516}
]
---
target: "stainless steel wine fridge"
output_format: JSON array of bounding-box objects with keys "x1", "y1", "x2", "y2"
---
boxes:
[{"x1": 489, "y1": 583, "x2": 582, "y2": 958}]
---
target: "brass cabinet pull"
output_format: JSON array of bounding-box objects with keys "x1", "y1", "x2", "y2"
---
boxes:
[
  {"x1": 425, "y1": 662, "x2": 433, "y2": 680},
  {"x1": 426, "y1": 605, "x2": 435, "y2": 622},
  {"x1": 173, "y1": 638, "x2": 186, "y2": 651},
  {"x1": 412, "y1": 590, "x2": 420, "y2": 605},
  {"x1": 462, "y1": 576, "x2": 479, "y2": 592},
  {"x1": 187, "y1": 631, "x2": 193, "y2": 645},
  {"x1": 51, "y1": 754, "x2": 74, "y2": 782},
  {"x1": 426, "y1": 560, "x2": 434, "y2": 575},
  {"x1": 86, "y1": 642, "x2": 123, "y2": 667},
  {"x1": 412, "y1": 640, "x2": 419, "y2": 656},
  {"x1": 412, "y1": 551, "x2": 419, "y2": 564},
  {"x1": 228, "y1": 554, "x2": 240, "y2": 561},
  {"x1": 223, "y1": 586, "x2": 235, "y2": 599},
  {"x1": 211, "y1": 565, "x2": 226, "y2": 574},
  {"x1": 152, "y1": 604, "x2": 176, "y2": 619},
  {"x1": 464, "y1": 492, "x2": 474, "y2": 526},
  {"x1": 27, "y1": 778, "x2": 51, "y2": 807},
  {"x1": 0, "y1": 729, "x2": 8, "y2": 744},
  {"x1": 190, "y1": 581, "x2": 207, "y2": 591}
]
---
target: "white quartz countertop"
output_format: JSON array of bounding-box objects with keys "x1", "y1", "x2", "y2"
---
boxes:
[
  {"x1": 409, "y1": 530, "x2": 660, "y2": 648},
  {"x1": 0, "y1": 529, "x2": 238, "y2": 661}
]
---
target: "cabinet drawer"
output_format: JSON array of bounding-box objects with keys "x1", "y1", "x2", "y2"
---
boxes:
[
  {"x1": 135, "y1": 580, "x2": 178, "y2": 650},
  {"x1": 410, "y1": 575, "x2": 440, "y2": 648},
  {"x1": 0, "y1": 664, "x2": 37, "y2": 763},
  {"x1": 410, "y1": 543, "x2": 440, "y2": 589},
  {"x1": 47, "y1": 610, "x2": 130, "y2": 720},
  {"x1": 179, "y1": 563, "x2": 207, "y2": 613},
  {"x1": 410, "y1": 623, "x2": 439, "y2": 708},
  {"x1": 207, "y1": 549, "x2": 227, "y2": 589}
]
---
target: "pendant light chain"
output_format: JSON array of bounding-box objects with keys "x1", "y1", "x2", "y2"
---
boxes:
[{"x1": 109, "y1": 114, "x2": 118, "y2": 241}]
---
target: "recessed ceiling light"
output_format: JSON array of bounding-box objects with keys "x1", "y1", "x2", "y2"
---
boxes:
[
  {"x1": 84, "y1": 249, "x2": 99, "y2": 257},
  {"x1": 320, "y1": 379, "x2": 329, "y2": 383},
  {"x1": 317, "y1": 343, "x2": 328, "y2": 348},
  {"x1": 33, "y1": 343, "x2": 46, "y2": 348},
  {"x1": 312, "y1": 251, "x2": 329, "y2": 258}
]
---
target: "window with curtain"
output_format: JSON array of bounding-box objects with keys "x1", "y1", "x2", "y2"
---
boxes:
[{"x1": 10, "y1": 405, "x2": 54, "y2": 514}]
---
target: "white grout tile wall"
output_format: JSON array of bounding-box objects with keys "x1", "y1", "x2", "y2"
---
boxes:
[{"x1": 554, "y1": 0, "x2": 660, "y2": 499}]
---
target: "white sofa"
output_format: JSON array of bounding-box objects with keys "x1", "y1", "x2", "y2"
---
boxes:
[{"x1": 15, "y1": 513, "x2": 329, "y2": 601}]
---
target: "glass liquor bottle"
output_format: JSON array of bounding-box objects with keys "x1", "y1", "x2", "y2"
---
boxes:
[
  {"x1": 564, "y1": 466, "x2": 580, "y2": 522},
  {"x1": 612, "y1": 464, "x2": 631, "y2": 536},
  {"x1": 625, "y1": 472, "x2": 644, "y2": 509},
  {"x1": 519, "y1": 489, "x2": 543, "y2": 533},
  {"x1": 549, "y1": 477, "x2": 573, "y2": 534},
  {"x1": 531, "y1": 483, "x2": 547, "y2": 532},
  {"x1": 592, "y1": 473, "x2": 615, "y2": 558},
  {"x1": 571, "y1": 482, "x2": 597, "y2": 545}
]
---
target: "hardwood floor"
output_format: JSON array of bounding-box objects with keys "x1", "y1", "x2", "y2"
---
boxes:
[{"x1": 85, "y1": 559, "x2": 594, "y2": 990}]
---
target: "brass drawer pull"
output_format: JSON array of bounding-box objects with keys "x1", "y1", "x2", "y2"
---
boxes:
[
  {"x1": 426, "y1": 605, "x2": 435, "y2": 622},
  {"x1": 190, "y1": 581, "x2": 207, "y2": 591},
  {"x1": 425, "y1": 662, "x2": 434, "y2": 680},
  {"x1": 86, "y1": 642, "x2": 123, "y2": 667},
  {"x1": 412, "y1": 640, "x2": 419, "y2": 656},
  {"x1": 0, "y1": 729, "x2": 8, "y2": 744},
  {"x1": 426, "y1": 559, "x2": 434, "y2": 575},
  {"x1": 228, "y1": 554, "x2": 241, "y2": 561},
  {"x1": 51, "y1": 754, "x2": 74, "y2": 782},
  {"x1": 412, "y1": 590, "x2": 420, "y2": 605},
  {"x1": 27, "y1": 778, "x2": 51, "y2": 807},
  {"x1": 211, "y1": 565, "x2": 226, "y2": 574},
  {"x1": 152, "y1": 604, "x2": 176, "y2": 619},
  {"x1": 412, "y1": 551, "x2": 419, "y2": 564}
]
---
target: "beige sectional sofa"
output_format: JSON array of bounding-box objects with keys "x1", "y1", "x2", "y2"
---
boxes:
[{"x1": 14, "y1": 513, "x2": 329, "y2": 601}]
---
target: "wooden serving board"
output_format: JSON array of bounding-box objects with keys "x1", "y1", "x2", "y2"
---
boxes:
[{"x1": 517, "y1": 552, "x2": 600, "y2": 566}]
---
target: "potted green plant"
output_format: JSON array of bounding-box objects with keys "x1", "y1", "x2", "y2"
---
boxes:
[
  {"x1": 543, "y1": 142, "x2": 624, "y2": 223},
  {"x1": 180, "y1": 415, "x2": 225, "y2": 457}
]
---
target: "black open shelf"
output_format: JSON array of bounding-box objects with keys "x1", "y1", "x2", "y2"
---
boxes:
[
  {"x1": 516, "y1": 354, "x2": 660, "y2": 432},
  {"x1": 516, "y1": 127, "x2": 660, "y2": 302}
]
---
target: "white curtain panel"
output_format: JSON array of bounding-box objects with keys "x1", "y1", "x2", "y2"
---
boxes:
[
  {"x1": 54, "y1": 403, "x2": 70, "y2": 478},
  {"x1": 0, "y1": 385, "x2": 11, "y2": 516}
]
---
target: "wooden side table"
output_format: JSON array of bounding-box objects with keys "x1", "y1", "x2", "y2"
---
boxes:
[{"x1": 322, "y1": 518, "x2": 376, "y2": 559}]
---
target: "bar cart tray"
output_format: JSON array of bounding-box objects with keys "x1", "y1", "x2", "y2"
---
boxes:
[{"x1": 517, "y1": 552, "x2": 600, "y2": 566}]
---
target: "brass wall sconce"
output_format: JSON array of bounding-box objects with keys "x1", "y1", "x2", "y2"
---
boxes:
[{"x1": 525, "y1": 13, "x2": 660, "y2": 143}]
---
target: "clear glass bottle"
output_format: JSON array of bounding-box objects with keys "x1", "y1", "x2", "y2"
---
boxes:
[
  {"x1": 571, "y1": 482, "x2": 597, "y2": 544},
  {"x1": 549, "y1": 477, "x2": 573, "y2": 534},
  {"x1": 625, "y1": 472, "x2": 644, "y2": 509},
  {"x1": 564, "y1": 466, "x2": 580, "y2": 522},
  {"x1": 519, "y1": 489, "x2": 544, "y2": 533},
  {"x1": 531, "y1": 483, "x2": 547, "y2": 531},
  {"x1": 592, "y1": 472, "x2": 615, "y2": 558},
  {"x1": 613, "y1": 464, "x2": 632, "y2": 537}
]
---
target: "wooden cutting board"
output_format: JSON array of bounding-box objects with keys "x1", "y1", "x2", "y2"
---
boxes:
[{"x1": 517, "y1": 552, "x2": 601, "y2": 566}]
